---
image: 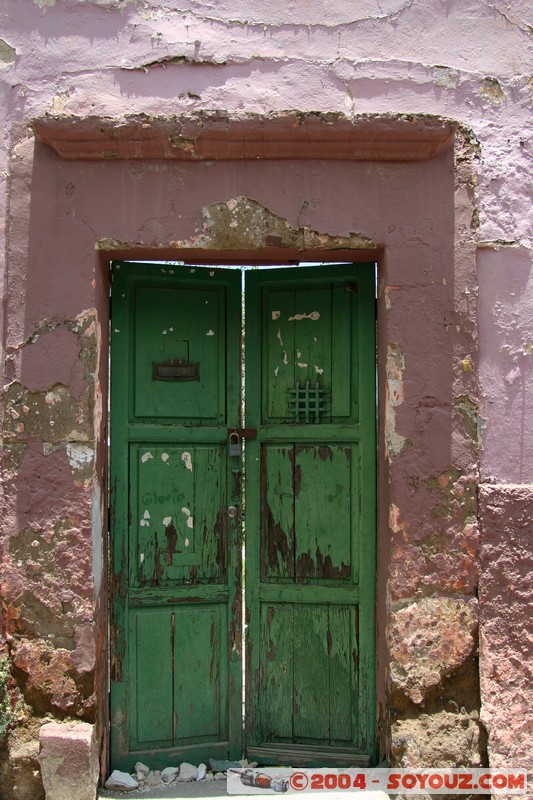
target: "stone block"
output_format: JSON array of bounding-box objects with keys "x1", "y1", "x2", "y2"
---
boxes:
[
  {"x1": 389, "y1": 596, "x2": 478, "y2": 704},
  {"x1": 38, "y1": 721, "x2": 98, "y2": 800},
  {"x1": 479, "y1": 484, "x2": 533, "y2": 771}
]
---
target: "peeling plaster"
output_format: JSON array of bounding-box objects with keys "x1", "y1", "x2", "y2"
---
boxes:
[
  {"x1": 91, "y1": 486, "x2": 103, "y2": 598},
  {"x1": 385, "y1": 344, "x2": 407, "y2": 460},
  {"x1": 153, "y1": 197, "x2": 377, "y2": 253},
  {"x1": 0, "y1": 39, "x2": 16, "y2": 67}
]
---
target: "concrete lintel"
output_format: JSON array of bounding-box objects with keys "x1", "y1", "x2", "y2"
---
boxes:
[{"x1": 33, "y1": 111, "x2": 456, "y2": 162}]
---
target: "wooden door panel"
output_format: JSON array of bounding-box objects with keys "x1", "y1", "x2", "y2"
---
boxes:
[
  {"x1": 262, "y1": 283, "x2": 357, "y2": 425},
  {"x1": 173, "y1": 604, "x2": 227, "y2": 744},
  {"x1": 129, "y1": 608, "x2": 174, "y2": 749},
  {"x1": 259, "y1": 603, "x2": 358, "y2": 747},
  {"x1": 262, "y1": 443, "x2": 357, "y2": 582},
  {"x1": 134, "y1": 285, "x2": 225, "y2": 423},
  {"x1": 294, "y1": 444, "x2": 353, "y2": 581},
  {"x1": 131, "y1": 443, "x2": 226, "y2": 586}
]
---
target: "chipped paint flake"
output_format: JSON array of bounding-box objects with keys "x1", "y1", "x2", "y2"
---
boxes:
[
  {"x1": 206, "y1": 329, "x2": 215, "y2": 336},
  {"x1": 184, "y1": 538, "x2": 190, "y2": 547},
  {"x1": 209, "y1": 271, "x2": 215, "y2": 277},
  {"x1": 161, "y1": 452, "x2": 170, "y2": 462},
  {"x1": 297, "y1": 362, "x2": 308, "y2": 368},
  {"x1": 283, "y1": 352, "x2": 288, "y2": 365},
  {"x1": 181, "y1": 507, "x2": 192, "y2": 528},
  {"x1": 315, "y1": 365, "x2": 324, "y2": 375},
  {"x1": 66, "y1": 443, "x2": 94, "y2": 471},
  {"x1": 143, "y1": 510, "x2": 151, "y2": 519},
  {"x1": 162, "y1": 329, "x2": 168, "y2": 334},
  {"x1": 181, "y1": 451, "x2": 193, "y2": 471},
  {"x1": 163, "y1": 516, "x2": 172, "y2": 526},
  {"x1": 140, "y1": 553, "x2": 145, "y2": 564},
  {"x1": 140, "y1": 519, "x2": 150, "y2": 527},
  {"x1": 288, "y1": 311, "x2": 320, "y2": 321},
  {"x1": 276, "y1": 329, "x2": 284, "y2": 347},
  {"x1": 141, "y1": 451, "x2": 153, "y2": 463},
  {"x1": 274, "y1": 366, "x2": 280, "y2": 377},
  {"x1": 272, "y1": 310, "x2": 281, "y2": 320},
  {"x1": 114, "y1": 328, "x2": 120, "y2": 333}
]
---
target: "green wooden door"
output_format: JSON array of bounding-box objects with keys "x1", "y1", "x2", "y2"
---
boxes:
[
  {"x1": 244, "y1": 265, "x2": 376, "y2": 766},
  {"x1": 110, "y1": 262, "x2": 375, "y2": 771},
  {"x1": 110, "y1": 263, "x2": 242, "y2": 770}
]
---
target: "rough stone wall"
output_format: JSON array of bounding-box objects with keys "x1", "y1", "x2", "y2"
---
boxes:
[{"x1": 0, "y1": 0, "x2": 531, "y2": 797}]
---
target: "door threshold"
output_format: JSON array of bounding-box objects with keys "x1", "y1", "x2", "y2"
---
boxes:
[{"x1": 246, "y1": 744, "x2": 372, "y2": 768}]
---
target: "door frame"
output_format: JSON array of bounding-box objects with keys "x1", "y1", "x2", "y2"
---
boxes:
[{"x1": 108, "y1": 258, "x2": 378, "y2": 770}]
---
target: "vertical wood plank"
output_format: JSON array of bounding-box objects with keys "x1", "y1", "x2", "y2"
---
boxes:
[
  {"x1": 293, "y1": 285, "x2": 332, "y2": 422},
  {"x1": 260, "y1": 604, "x2": 294, "y2": 742},
  {"x1": 195, "y1": 445, "x2": 226, "y2": 581},
  {"x1": 264, "y1": 287, "x2": 295, "y2": 421},
  {"x1": 262, "y1": 445, "x2": 295, "y2": 580},
  {"x1": 331, "y1": 285, "x2": 354, "y2": 420},
  {"x1": 328, "y1": 605, "x2": 355, "y2": 744},
  {"x1": 293, "y1": 605, "x2": 329, "y2": 742}
]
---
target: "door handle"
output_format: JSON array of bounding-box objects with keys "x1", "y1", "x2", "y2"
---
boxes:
[{"x1": 231, "y1": 469, "x2": 241, "y2": 496}]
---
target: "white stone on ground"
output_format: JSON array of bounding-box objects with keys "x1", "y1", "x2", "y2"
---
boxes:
[
  {"x1": 144, "y1": 770, "x2": 163, "y2": 787},
  {"x1": 161, "y1": 766, "x2": 179, "y2": 783},
  {"x1": 177, "y1": 762, "x2": 199, "y2": 782},
  {"x1": 197, "y1": 763, "x2": 207, "y2": 780},
  {"x1": 104, "y1": 770, "x2": 139, "y2": 790},
  {"x1": 215, "y1": 772, "x2": 226, "y2": 780},
  {"x1": 134, "y1": 762, "x2": 150, "y2": 777}
]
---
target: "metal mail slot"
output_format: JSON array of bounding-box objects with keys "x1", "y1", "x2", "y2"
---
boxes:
[{"x1": 152, "y1": 361, "x2": 200, "y2": 381}]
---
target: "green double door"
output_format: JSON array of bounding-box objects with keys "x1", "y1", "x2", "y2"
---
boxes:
[{"x1": 110, "y1": 262, "x2": 376, "y2": 771}]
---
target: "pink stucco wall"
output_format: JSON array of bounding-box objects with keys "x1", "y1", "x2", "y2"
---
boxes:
[{"x1": 0, "y1": 1, "x2": 531, "y2": 797}]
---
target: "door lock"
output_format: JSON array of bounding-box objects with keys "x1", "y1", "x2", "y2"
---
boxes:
[
  {"x1": 228, "y1": 505, "x2": 239, "y2": 519},
  {"x1": 229, "y1": 431, "x2": 241, "y2": 457}
]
